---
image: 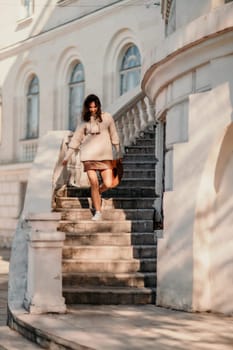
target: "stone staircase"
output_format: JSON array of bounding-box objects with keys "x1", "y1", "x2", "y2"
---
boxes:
[{"x1": 55, "y1": 126, "x2": 157, "y2": 304}]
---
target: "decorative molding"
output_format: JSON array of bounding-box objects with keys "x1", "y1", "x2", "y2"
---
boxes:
[
  {"x1": 57, "y1": 0, "x2": 77, "y2": 6},
  {"x1": 142, "y1": 2, "x2": 233, "y2": 102},
  {"x1": 0, "y1": 1, "x2": 130, "y2": 60}
]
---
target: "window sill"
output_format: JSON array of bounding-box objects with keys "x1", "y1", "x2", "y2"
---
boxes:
[
  {"x1": 20, "y1": 137, "x2": 38, "y2": 142},
  {"x1": 16, "y1": 15, "x2": 33, "y2": 28}
]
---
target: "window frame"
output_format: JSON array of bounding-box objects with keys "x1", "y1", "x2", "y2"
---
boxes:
[
  {"x1": 25, "y1": 75, "x2": 40, "y2": 140},
  {"x1": 119, "y1": 44, "x2": 141, "y2": 96},
  {"x1": 68, "y1": 62, "x2": 85, "y2": 131},
  {"x1": 18, "y1": 0, "x2": 34, "y2": 21}
]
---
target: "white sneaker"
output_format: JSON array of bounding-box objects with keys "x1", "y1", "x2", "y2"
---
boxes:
[{"x1": 92, "y1": 211, "x2": 102, "y2": 221}]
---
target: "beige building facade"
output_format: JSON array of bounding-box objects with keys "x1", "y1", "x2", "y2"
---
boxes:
[
  {"x1": 1, "y1": 0, "x2": 233, "y2": 316},
  {"x1": 142, "y1": 0, "x2": 233, "y2": 314},
  {"x1": 0, "y1": 0, "x2": 162, "y2": 246}
]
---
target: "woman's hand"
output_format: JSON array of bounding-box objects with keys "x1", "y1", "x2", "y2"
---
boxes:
[{"x1": 115, "y1": 144, "x2": 122, "y2": 159}]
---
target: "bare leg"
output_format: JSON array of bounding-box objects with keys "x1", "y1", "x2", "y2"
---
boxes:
[
  {"x1": 99, "y1": 168, "x2": 113, "y2": 194},
  {"x1": 87, "y1": 170, "x2": 101, "y2": 211}
]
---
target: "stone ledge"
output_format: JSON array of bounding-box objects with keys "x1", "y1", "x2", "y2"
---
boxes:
[
  {"x1": 0, "y1": 326, "x2": 41, "y2": 350},
  {"x1": 7, "y1": 307, "x2": 92, "y2": 350}
]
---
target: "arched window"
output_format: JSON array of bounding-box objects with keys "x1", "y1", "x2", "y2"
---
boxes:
[
  {"x1": 26, "y1": 75, "x2": 39, "y2": 139},
  {"x1": 120, "y1": 45, "x2": 141, "y2": 96},
  {"x1": 69, "y1": 62, "x2": 85, "y2": 131}
]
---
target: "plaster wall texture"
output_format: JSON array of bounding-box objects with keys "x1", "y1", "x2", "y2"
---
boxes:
[
  {"x1": 142, "y1": 2, "x2": 233, "y2": 314},
  {"x1": 173, "y1": 0, "x2": 226, "y2": 33},
  {"x1": 0, "y1": 0, "x2": 123, "y2": 48},
  {"x1": 158, "y1": 83, "x2": 233, "y2": 313}
]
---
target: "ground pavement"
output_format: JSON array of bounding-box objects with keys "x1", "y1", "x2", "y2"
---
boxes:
[
  {"x1": 0, "y1": 248, "x2": 41, "y2": 349},
  {"x1": 0, "y1": 248, "x2": 233, "y2": 350}
]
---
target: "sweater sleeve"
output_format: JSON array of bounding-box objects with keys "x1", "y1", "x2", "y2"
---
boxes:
[
  {"x1": 64, "y1": 124, "x2": 86, "y2": 161},
  {"x1": 108, "y1": 113, "x2": 120, "y2": 145}
]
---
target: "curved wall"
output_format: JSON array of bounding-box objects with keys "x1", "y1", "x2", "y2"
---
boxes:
[{"x1": 142, "y1": 2, "x2": 233, "y2": 314}]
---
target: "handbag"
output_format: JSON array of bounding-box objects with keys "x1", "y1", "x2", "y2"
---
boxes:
[{"x1": 111, "y1": 158, "x2": 123, "y2": 188}]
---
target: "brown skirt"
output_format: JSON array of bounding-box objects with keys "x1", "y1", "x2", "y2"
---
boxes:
[{"x1": 83, "y1": 160, "x2": 113, "y2": 172}]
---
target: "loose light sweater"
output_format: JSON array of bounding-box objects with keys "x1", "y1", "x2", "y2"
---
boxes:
[{"x1": 64, "y1": 112, "x2": 120, "y2": 162}]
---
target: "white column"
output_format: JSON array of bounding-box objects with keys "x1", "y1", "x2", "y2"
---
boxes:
[{"x1": 24, "y1": 230, "x2": 66, "y2": 314}]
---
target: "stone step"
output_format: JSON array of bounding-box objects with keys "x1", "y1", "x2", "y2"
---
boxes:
[
  {"x1": 140, "y1": 129, "x2": 156, "y2": 139},
  {"x1": 62, "y1": 258, "x2": 156, "y2": 273},
  {"x1": 123, "y1": 169, "x2": 155, "y2": 178},
  {"x1": 63, "y1": 286, "x2": 156, "y2": 305},
  {"x1": 62, "y1": 272, "x2": 156, "y2": 288},
  {"x1": 123, "y1": 161, "x2": 156, "y2": 170},
  {"x1": 125, "y1": 146, "x2": 155, "y2": 154},
  {"x1": 60, "y1": 208, "x2": 154, "y2": 221},
  {"x1": 134, "y1": 138, "x2": 155, "y2": 146},
  {"x1": 64, "y1": 232, "x2": 157, "y2": 246},
  {"x1": 56, "y1": 197, "x2": 155, "y2": 210},
  {"x1": 62, "y1": 245, "x2": 156, "y2": 260},
  {"x1": 101, "y1": 197, "x2": 155, "y2": 209},
  {"x1": 58, "y1": 220, "x2": 154, "y2": 233},
  {"x1": 120, "y1": 178, "x2": 155, "y2": 187},
  {"x1": 103, "y1": 187, "x2": 156, "y2": 198},
  {"x1": 58, "y1": 127, "x2": 157, "y2": 307},
  {"x1": 66, "y1": 186, "x2": 156, "y2": 198},
  {"x1": 123, "y1": 154, "x2": 154, "y2": 162},
  {"x1": 0, "y1": 327, "x2": 41, "y2": 350}
]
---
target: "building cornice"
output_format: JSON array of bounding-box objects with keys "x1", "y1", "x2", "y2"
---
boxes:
[
  {"x1": 0, "y1": 162, "x2": 31, "y2": 172},
  {"x1": 0, "y1": 0, "x2": 130, "y2": 60}
]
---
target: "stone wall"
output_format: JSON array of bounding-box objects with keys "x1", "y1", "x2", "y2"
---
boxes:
[{"x1": 142, "y1": 2, "x2": 233, "y2": 314}]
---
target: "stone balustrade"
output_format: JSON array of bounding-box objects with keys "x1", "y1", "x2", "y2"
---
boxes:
[
  {"x1": 109, "y1": 87, "x2": 156, "y2": 151},
  {"x1": 0, "y1": 88, "x2": 155, "y2": 166},
  {"x1": 52, "y1": 87, "x2": 157, "y2": 193},
  {"x1": 19, "y1": 138, "x2": 38, "y2": 163}
]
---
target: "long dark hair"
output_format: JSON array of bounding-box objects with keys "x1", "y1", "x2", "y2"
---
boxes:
[{"x1": 82, "y1": 94, "x2": 102, "y2": 122}]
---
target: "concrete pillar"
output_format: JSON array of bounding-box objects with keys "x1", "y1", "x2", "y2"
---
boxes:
[{"x1": 24, "y1": 230, "x2": 66, "y2": 314}]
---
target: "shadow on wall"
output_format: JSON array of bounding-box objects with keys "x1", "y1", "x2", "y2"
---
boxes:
[
  {"x1": 157, "y1": 83, "x2": 233, "y2": 314},
  {"x1": 210, "y1": 123, "x2": 233, "y2": 314},
  {"x1": 193, "y1": 98, "x2": 233, "y2": 314}
]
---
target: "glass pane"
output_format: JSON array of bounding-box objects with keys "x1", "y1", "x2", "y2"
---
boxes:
[
  {"x1": 120, "y1": 70, "x2": 140, "y2": 95},
  {"x1": 28, "y1": 76, "x2": 39, "y2": 94},
  {"x1": 70, "y1": 63, "x2": 85, "y2": 83},
  {"x1": 26, "y1": 75, "x2": 39, "y2": 139},
  {"x1": 20, "y1": 0, "x2": 32, "y2": 18},
  {"x1": 27, "y1": 95, "x2": 39, "y2": 138},
  {"x1": 120, "y1": 45, "x2": 141, "y2": 95},
  {"x1": 69, "y1": 84, "x2": 84, "y2": 131},
  {"x1": 121, "y1": 45, "x2": 141, "y2": 70}
]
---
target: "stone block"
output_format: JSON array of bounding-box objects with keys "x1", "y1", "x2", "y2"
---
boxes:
[{"x1": 24, "y1": 230, "x2": 66, "y2": 314}]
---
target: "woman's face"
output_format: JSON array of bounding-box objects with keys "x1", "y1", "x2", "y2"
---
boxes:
[{"x1": 89, "y1": 101, "x2": 98, "y2": 116}]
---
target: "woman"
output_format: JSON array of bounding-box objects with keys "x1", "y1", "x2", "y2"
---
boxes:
[{"x1": 62, "y1": 94, "x2": 121, "y2": 221}]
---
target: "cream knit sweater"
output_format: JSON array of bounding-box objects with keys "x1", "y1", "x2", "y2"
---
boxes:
[{"x1": 64, "y1": 112, "x2": 120, "y2": 162}]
